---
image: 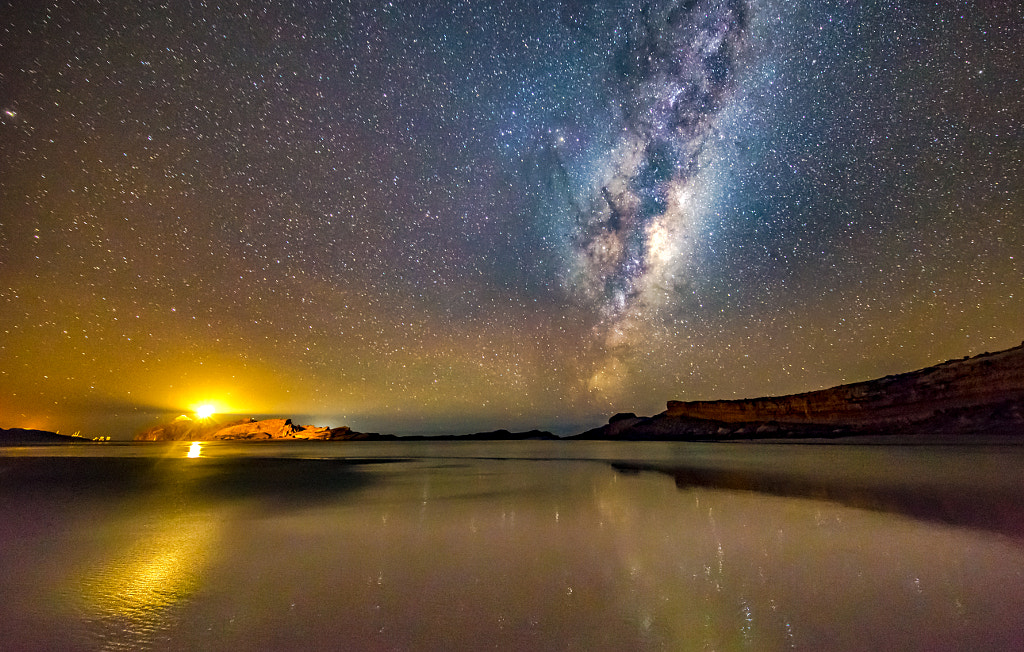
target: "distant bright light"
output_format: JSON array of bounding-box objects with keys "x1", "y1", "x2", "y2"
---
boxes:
[
  {"x1": 187, "y1": 442, "x2": 202, "y2": 458},
  {"x1": 195, "y1": 404, "x2": 216, "y2": 419}
]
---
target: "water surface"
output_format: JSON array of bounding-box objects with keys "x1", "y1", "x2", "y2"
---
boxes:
[{"x1": 2, "y1": 441, "x2": 1022, "y2": 650}]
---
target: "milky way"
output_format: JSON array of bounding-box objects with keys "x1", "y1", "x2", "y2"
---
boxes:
[
  {"x1": 555, "y1": 0, "x2": 749, "y2": 391},
  {"x1": 1, "y1": 0, "x2": 1022, "y2": 437}
]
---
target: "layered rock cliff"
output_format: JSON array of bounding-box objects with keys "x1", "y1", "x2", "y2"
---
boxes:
[{"x1": 577, "y1": 342, "x2": 1024, "y2": 440}]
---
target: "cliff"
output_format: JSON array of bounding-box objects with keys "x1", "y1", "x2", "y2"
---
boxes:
[{"x1": 576, "y1": 342, "x2": 1024, "y2": 440}]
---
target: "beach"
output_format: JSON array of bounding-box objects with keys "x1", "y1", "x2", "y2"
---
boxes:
[{"x1": 2, "y1": 440, "x2": 1023, "y2": 650}]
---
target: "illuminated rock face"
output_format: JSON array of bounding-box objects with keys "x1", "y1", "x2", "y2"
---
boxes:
[
  {"x1": 579, "y1": 343, "x2": 1024, "y2": 440},
  {"x1": 135, "y1": 418, "x2": 332, "y2": 441},
  {"x1": 209, "y1": 418, "x2": 326, "y2": 440}
]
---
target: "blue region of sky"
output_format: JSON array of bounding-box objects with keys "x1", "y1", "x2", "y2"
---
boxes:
[{"x1": 1, "y1": 0, "x2": 1021, "y2": 437}]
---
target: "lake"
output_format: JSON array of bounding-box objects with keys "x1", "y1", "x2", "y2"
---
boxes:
[{"x1": 2, "y1": 440, "x2": 1023, "y2": 650}]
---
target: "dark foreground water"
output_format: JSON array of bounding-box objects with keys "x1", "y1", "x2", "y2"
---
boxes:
[{"x1": 2, "y1": 441, "x2": 1023, "y2": 651}]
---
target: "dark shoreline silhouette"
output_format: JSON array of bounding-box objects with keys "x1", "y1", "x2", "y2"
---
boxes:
[
  {"x1": 610, "y1": 460, "x2": 1024, "y2": 539},
  {"x1": 576, "y1": 342, "x2": 1024, "y2": 442},
  {"x1": 3, "y1": 342, "x2": 1022, "y2": 443},
  {"x1": 0, "y1": 428, "x2": 91, "y2": 444}
]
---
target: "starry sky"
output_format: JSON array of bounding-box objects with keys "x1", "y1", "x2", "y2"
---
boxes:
[{"x1": 2, "y1": 0, "x2": 1022, "y2": 438}]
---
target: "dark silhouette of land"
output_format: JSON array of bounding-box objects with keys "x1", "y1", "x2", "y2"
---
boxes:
[
  {"x1": 574, "y1": 342, "x2": 1024, "y2": 442},
  {"x1": 0, "y1": 428, "x2": 91, "y2": 444},
  {"x1": 5, "y1": 343, "x2": 1022, "y2": 444}
]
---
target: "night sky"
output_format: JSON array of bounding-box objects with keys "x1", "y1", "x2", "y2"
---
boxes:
[{"x1": 2, "y1": 0, "x2": 1022, "y2": 438}]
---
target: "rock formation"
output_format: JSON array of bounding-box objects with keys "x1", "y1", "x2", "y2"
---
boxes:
[
  {"x1": 135, "y1": 416, "x2": 339, "y2": 441},
  {"x1": 209, "y1": 418, "x2": 330, "y2": 440},
  {"x1": 0, "y1": 428, "x2": 89, "y2": 444},
  {"x1": 320, "y1": 426, "x2": 396, "y2": 441},
  {"x1": 576, "y1": 342, "x2": 1024, "y2": 440}
]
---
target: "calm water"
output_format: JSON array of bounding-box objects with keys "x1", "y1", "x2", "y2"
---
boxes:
[{"x1": 2, "y1": 441, "x2": 1023, "y2": 651}]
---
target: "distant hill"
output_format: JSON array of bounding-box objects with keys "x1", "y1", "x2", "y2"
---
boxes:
[
  {"x1": 0, "y1": 428, "x2": 92, "y2": 444},
  {"x1": 575, "y1": 342, "x2": 1024, "y2": 441},
  {"x1": 400, "y1": 429, "x2": 558, "y2": 441}
]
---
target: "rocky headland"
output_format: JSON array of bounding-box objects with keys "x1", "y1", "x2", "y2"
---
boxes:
[
  {"x1": 0, "y1": 428, "x2": 91, "y2": 444},
  {"x1": 575, "y1": 342, "x2": 1024, "y2": 441},
  {"x1": 134, "y1": 416, "x2": 363, "y2": 442}
]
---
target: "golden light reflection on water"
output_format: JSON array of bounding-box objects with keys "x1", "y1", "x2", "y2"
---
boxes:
[
  {"x1": 5, "y1": 444, "x2": 1024, "y2": 650},
  {"x1": 187, "y1": 442, "x2": 202, "y2": 458},
  {"x1": 76, "y1": 505, "x2": 220, "y2": 650}
]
